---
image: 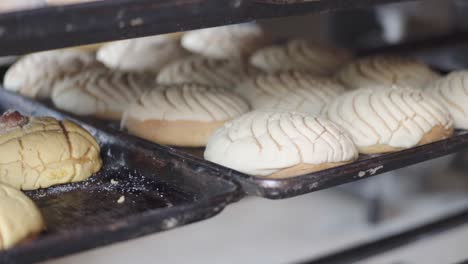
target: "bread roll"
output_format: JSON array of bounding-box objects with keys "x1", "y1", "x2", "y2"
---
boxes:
[
  {"x1": 97, "y1": 35, "x2": 188, "y2": 72},
  {"x1": 0, "y1": 183, "x2": 44, "y2": 249},
  {"x1": 46, "y1": 0, "x2": 101, "y2": 4},
  {"x1": 0, "y1": 0, "x2": 45, "y2": 12},
  {"x1": 236, "y1": 71, "x2": 345, "y2": 115},
  {"x1": 204, "y1": 111, "x2": 358, "y2": 178},
  {"x1": 122, "y1": 83, "x2": 250, "y2": 147},
  {"x1": 425, "y1": 70, "x2": 468, "y2": 129},
  {"x1": 249, "y1": 39, "x2": 352, "y2": 75},
  {"x1": 157, "y1": 55, "x2": 257, "y2": 89},
  {"x1": 52, "y1": 68, "x2": 156, "y2": 120},
  {"x1": 3, "y1": 49, "x2": 96, "y2": 99},
  {"x1": 0, "y1": 111, "x2": 102, "y2": 190},
  {"x1": 181, "y1": 23, "x2": 268, "y2": 59},
  {"x1": 324, "y1": 88, "x2": 453, "y2": 154},
  {"x1": 336, "y1": 55, "x2": 440, "y2": 90}
]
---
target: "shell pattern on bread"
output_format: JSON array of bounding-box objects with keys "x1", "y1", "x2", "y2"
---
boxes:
[
  {"x1": 0, "y1": 111, "x2": 102, "y2": 190},
  {"x1": 157, "y1": 55, "x2": 257, "y2": 89},
  {"x1": 52, "y1": 68, "x2": 156, "y2": 120},
  {"x1": 324, "y1": 88, "x2": 453, "y2": 154},
  {"x1": 0, "y1": 183, "x2": 44, "y2": 249},
  {"x1": 181, "y1": 23, "x2": 268, "y2": 59},
  {"x1": 249, "y1": 39, "x2": 352, "y2": 75},
  {"x1": 123, "y1": 83, "x2": 249, "y2": 122},
  {"x1": 336, "y1": 55, "x2": 440, "y2": 90},
  {"x1": 3, "y1": 49, "x2": 96, "y2": 99},
  {"x1": 204, "y1": 111, "x2": 358, "y2": 178},
  {"x1": 97, "y1": 35, "x2": 188, "y2": 72},
  {"x1": 236, "y1": 71, "x2": 346, "y2": 115},
  {"x1": 425, "y1": 70, "x2": 468, "y2": 129},
  {"x1": 122, "y1": 83, "x2": 250, "y2": 146}
]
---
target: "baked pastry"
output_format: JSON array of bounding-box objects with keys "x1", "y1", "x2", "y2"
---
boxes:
[
  {"x1": 0, "y1": 111, "x2": 102, "y2": 190},
  {"x1": 204, "y1": 111, "x2": 358, "y2": 178},
  {"x1": 52, "y1": 68, "x2": 156, "y2": 120},
  {"x1": 249, "y1": 39, "x2": 352, "y2": 75},
  {"x1": 336, "y1": 55, "x2": 440, "y2": 90},
  {"x1": 97, "y1": 34, "x2": 188, "y2": 72},
  {"x1": 324, "y1": 88, "x2": 453, "y2": 154},
  {"x1": 157, "y1": 55, "x2": 257, "y2": 89},
  {"x1": 0, "y1": 0, "x2": 45, "y2": 12},
  {"x1": 425, "y1": 70, "x2": 468, "y2": 129},
  {"x1": 46, "y1": 0, "x2": 101, "y2": 4},
  {"x1": 181, "y1": 23, "x2": 268, "y2": 59},
  {"x1": 122, "y1": 83, "x2": 250, "y2": 147},
  {"x1": 0, "y1": 183, "x2": 44, "y2": 249},
  {"x1": 236, "y1": 71, "x2": 345, "y2": 115},
  {"x1": 3, "y1": 49, "x2": 96, "y2": 99}
]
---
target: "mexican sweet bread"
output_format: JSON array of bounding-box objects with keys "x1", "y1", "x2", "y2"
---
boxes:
[
  {"x1": 236, "y1": 71, "x2": 345, "y2": 115},
  {"x1": 52, "y1": 68, "x2": 156, "y2": 120},
  {"x1": 324, "y1": 88, "x2": 453, "y2": 154},
  {"x1": 0, "y1": 183, "x2": 44, "y2": 249},
  {"x1": 157, "y1": 55, "x2": 257, "y2": 89},
  {"x1": 425, "y1": 70, "x2": 468, "y2": 129},
  {"x1": 97, "y1": 34, "x2": 187, "y2": 73},
  {"x1": 0, "y1": 111, "x2": 102, "y2": 190},
  {"x1": 249, "y1": 39, "x2": 352, "y2": 75},
  {"x1": 336, "y1": 55, "x2": 440, "y2": 89},
  {"x1": 3, "y1": 49, "x2": 95, "y2": 99},
  {"x1": 181, "y1": 23, "x2": 269, "y2": 59},
  {"x1": 122, "y1": 83, "x2": 250, "y2": 147},
  {"x1": 204, "y1": 111, "x2": 358, "y2": 178}
]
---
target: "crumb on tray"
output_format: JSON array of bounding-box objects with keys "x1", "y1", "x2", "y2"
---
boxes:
[{"x1": 117, "y1": 195, "x2": 125, "y2": 204}]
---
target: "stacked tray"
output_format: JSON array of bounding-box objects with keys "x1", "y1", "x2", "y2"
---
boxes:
[
  {"x1": 2, "y1": 34, "x2": 468, "y2": 262},
  {"x1": 0, "y1": 0, "x2": 416, "y2": 56}
]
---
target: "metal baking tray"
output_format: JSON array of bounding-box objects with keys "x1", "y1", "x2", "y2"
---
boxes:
[
  {"x1": 0, "y1": 0, "x2": 416, "y2": 56},
  {"x1": 3, "y1": 35, "x2": 468, "y2": 201},
  {"x1": 0, "y1": 90, "x2": 243, "y2": 263},
  {"x1": 4, "y1": 87, "x2": 468, "y2": 200}
]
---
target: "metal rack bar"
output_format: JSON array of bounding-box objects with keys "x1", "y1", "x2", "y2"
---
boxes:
[
  {"x1": 0, "y1": 0, "x2": 416, "y2": 55},
  {"x1": 304, "y1": 206, "x2": 468, "y2": 264}
]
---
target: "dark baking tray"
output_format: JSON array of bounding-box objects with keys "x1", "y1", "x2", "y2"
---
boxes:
[
  {"x1": 0, "y1": 90, "x2": 243, "y2": 263},
  {"x1": 4, "y1": 35, "x2": 468, "y2": 201},
  {"x1": 5, "y1": 87, "x2": 468, "y2": 200},
  {"x1": 0, "y1": 0, "x2": 415, "y2": 56},
  {"x1": 4, "y1": 34, "x2": 468, "y2": 201}
]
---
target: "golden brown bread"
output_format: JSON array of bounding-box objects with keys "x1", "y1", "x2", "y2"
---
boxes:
[
  {"x1": 0, "y1": 111, "x2": 102, "y2": 190},
  {"x1": 0, "y1": 183, "x2": 44, "y2": 249}
]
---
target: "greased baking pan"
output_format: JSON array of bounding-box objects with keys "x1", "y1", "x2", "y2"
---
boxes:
[{"x1": 0, "y1": 89, "x2": 243, "y2": 263}]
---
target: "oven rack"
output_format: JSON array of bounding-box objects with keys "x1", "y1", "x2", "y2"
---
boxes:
[{"x1": 0, "y1": 0, "x2": 414, "y2": 56}]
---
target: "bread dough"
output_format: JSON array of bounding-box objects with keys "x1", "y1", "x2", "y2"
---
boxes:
[
  {"x1": 204, "y1": 111, "x2": 358, "y2": 177},
  {"x1": 122, "y1": 83, "x2": 250, "y2": 146},
  {"x1": 249, "y1": 39, "x2": 352, "y2": 75},
  {"x1": 0, "y1": 183, "x2": 44, "y2": 249},
  {"x1": 236, "y1": 71, "x2": 345, "y2": 115},
  {"x1": 324, "y1": 88, "x2": 453, "y2": 154},
  {"x1": 3, "y1": 49, "x2": 96, "y2": 99},
  {"x1": 52, "y1": 68, "x2": 156, "y2": 120},
  {"x1": 0, "y1": 111, "x2": 102, "y2": 190},
  {"x1": 181, "y1": 23, "x2": 268, "y2": 59},
  {"x1": 336, "y1": 55, "x2": 440, "y2": 90},
  {"x1": 157, "y1": 55, "x2": 257, "y2": 89},
  {"x1": 97, "y1": 35, "x2": 188, "y2": 72},
  {"x1": 425, "y1": 70, "x2": 468, "y2": 129}
]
